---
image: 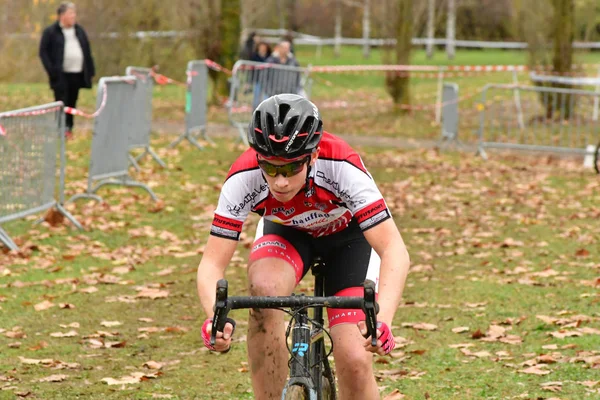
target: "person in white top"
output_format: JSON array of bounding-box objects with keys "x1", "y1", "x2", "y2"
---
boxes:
[{"x1": 40, "y1": 2, "x2": 95, "y2": 138}]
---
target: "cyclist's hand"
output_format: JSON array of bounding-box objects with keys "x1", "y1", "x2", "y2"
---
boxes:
[
  {"x1": 357, "y1": 320, "x2": 396, "y2": 356},
  {"x1": 202, "y1": 318, "x2": 236, "y2": 352}
]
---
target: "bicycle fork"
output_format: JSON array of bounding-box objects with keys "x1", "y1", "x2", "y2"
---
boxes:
[{"x1": 282, "y1": 307, "x2": 318, "y2": 400}]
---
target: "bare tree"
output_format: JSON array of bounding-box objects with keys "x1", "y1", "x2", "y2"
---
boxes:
[
  {"x1": 362, "y1": 0, "x2": 371, "y2": 58},
  {"x1": 334, "y1": 0, "x2": 342, "y2": 57},
  {"x1": 385, "y1": 0, "x2": 412, "y2": 109},
  {"x1": 446, "y1": 0, "x2": 455, "y2": 59},
  {"x1": 550, "y1": 0, "x2": 575, "y2": 118},
  {"x1": 426, "y1": 0, "x2": 435, "y2": 58}
]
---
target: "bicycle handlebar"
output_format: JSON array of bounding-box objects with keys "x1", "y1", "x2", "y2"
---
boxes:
[{"x1": 210, "y1": 279, "x2": 380, "y2": 347}]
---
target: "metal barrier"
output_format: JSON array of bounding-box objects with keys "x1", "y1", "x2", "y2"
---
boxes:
[
  {"x1": 66, "y1": 77, "x2": 158, "y2": 203},
  {"x1": 169, "y1": 60, "x2": 211, "y2": 150},
  {"x1": 439, "y1": 83, "x2": 460, "y2": 146},
  {"x1": 228, "y1": 60, "x2": 313, "y2": 145},
  {"x1": 125, "y1": 66, "x2": 166, "y2": 170},
  {"x1": 0, "y1": 102, "x2": 82, "y2": 251},
  {"x1": 477, "y1": 84, "x2": 600, "y2": 159}
]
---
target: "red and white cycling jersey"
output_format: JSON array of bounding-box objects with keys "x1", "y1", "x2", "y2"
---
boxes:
[{"x1": 210, "y1": 132, "x2": 391, "y2": 240}]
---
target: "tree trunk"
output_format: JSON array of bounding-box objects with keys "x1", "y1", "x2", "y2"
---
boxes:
[
  {"x1": 446, "y1": 0, "x2": 456, "y2": 60},
  {"x1": 385, "y1": 0, "x2": 412, "y2": 110},
  {"x1": 334, "y1": 0, "x2": 342, "y2": 58},
  {"x1": 362, "y1": 0, "x2": 371, "y2": 58},
  {"x1": 215, "y1": 0, "x2": 241, "y2": 99},
  {"x1": 426, "y1": 0, "x2": 435, "y2": 59},
  {"x1": 550, "y1": 0, "x2": 574, "y2": 119}
]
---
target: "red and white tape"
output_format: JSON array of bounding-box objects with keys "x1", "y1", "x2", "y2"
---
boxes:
[
  {"x1": 0, "y1": 105, "x2": 63, "y2": 137},
  {"x1": 205, "y1": 59, "x2": 232, "y2": 75},
  {"x1": 64, "y1": 83, "x2": 108, "y2": 118}
]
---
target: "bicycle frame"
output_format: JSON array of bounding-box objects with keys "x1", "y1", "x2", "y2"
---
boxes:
[{"x1": 282, "y1": 262, "x2": 335, "y2": 400}]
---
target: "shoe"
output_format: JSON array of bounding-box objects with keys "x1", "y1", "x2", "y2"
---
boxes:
[{"x1": 65, "y1": 130, "x2": 73, "y2": 140}]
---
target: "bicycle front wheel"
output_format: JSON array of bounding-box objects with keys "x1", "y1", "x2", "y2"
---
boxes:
[
  {"x1": 594, "y1": 141, "x2": 600, "y2": 174},
  {"x1": 282, "y1": 384, "x2": 308, "y2": 400},
  {"x1": 321, "y1": 375, "x2": 335, "y2": 400}
]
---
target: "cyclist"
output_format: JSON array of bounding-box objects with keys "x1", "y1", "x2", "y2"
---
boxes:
[{"x1": 197, "y1": 94, "x2": 410, "y2": 400}]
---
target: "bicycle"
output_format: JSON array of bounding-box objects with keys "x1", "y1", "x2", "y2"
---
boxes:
[
  {"x1": 210, "y1": 257, "x2": 379, "y2": 400},
  {"x1": 594, "y1": 140, "x2": 600, "y2": 174}
]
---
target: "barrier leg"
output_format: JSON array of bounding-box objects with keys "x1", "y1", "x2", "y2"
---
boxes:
[
  {"x1": 146, "y1": 147, "x2": 167, "y2": 168},
  {"x1": 129, "y1": 153, "x2": 141, "y2": 172},
  {"x1": 168, "y1": 132, "x2": 186, "y2": 148},
  {"x1": 55, "y1": 203, "x2": 84, "y2": 230},
  {"x1": 91, "y1": 178, "x2": 159, "y2": 202},
  {"x1": 0, "y1": 226, "x2": 19, "y2": 251},
  {"x1": 201, "y1": 127, "x2": 216, "y2": 146},
  {"x1": 187, "y1": 134, "x2": 205, "y2": 151},
  {"x1": 65, "y1": 193, "x2": 104, "y2": 204},
  {"x1": 169, "y1": 130, "x2": 205, "y2": 150},
  {"x1": 476, "y1": 145, "x2": 488, "y2": 160}
]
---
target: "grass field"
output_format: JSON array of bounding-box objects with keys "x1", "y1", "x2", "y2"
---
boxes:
[
  {"x1": 1, "y1": 47, "x2": 600, "y2": 399},
  {"x1": 1, "y1": 133, "x2": 599, "y2": 399}
]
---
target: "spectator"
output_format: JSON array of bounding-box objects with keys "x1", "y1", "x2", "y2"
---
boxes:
[
  {"x1": 264, "y1": 41, "x2": 302, "y2": 97},
  {"x1": 282, "y1": 31, "x2": 295, "y2": 54},
  {"x1": 239, "y1": 31, "x2": 259, "y2": 60},
  {"x1": 250, "y1": 42, "x2": 273, "y2": 109},
  {"x1": 39, "y1": 2, "x2": 95, "y2": 139},
  {"x1": 250, "y1": 41, "x2": 272, "y2": 63}
]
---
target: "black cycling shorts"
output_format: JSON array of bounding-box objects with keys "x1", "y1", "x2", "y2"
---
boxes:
[{"x1": 249, "y1": 218, "x2": 381, "y2": 326}]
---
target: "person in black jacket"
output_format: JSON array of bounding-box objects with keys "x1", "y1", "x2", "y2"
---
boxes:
[{"x1": 39, "y1": 2, "x2": 95, "y2": 138}]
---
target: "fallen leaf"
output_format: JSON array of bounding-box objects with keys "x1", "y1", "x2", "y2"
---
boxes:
[
  {"x1": 38, "y1": 374, "x2": 67, "y2": 383},
  {"x1": 50, "y1": 330, "x2": 78, "y2": 338},
  {"x1": 79, "y1": 287, "x2": 99, "y2": 294},
  {"x1": 148, "y1": 200, "x2": 166, "y2": 213},
  {"x1": 143, "y1": 361, "x2": 163, "y2": 370},
  {"x1": 407, "y1": 323, "x2": 438, "y2": 331},
  {"x1": 7, "y1": 342, "x2": 21, "y2": 348},
  {"x1": 549, "y1": 330, "x2": 583, "y2": 339},
  {"x1": 452, "y1": 327, "x2": 470, "y2": 333},
  {"x1": 519, "y1": 366, "x2": 551, "y2": 375},
  {"x1": 100, "y1": 321, "x2": 122, "y2": 328},
  {"x1": 136, "y1": 288, "x2": 169, "y2": 299},
  {"x1": 383, "y1": 389, "x2": 406, "y2": 399},
  {"x1": 575, "y1": 248, "x2": 590, "y2": 257},
  {"x1": 34, "y1": 300, "x2": 55, "y2": 311}
]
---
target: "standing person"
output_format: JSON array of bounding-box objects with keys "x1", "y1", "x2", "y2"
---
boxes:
[
  {"x1": 198, "y1": 94, "x2": 411, "y2": 400},
  {"x1": 39, "y1": 2, "x2": 95, "y2": 139},
  {"x1": 265, "y1": 41, "x2": 302, "y2": 96},
  {"x1": 250, "y1": 41, "x2": 272, "y2": 109}
]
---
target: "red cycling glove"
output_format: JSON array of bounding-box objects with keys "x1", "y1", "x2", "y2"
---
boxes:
[
  {"x1": 376, "y1": 321, "x2": 396, "y2": 355},
  {"x1": 201, "y1": 318, "x2": 236, "y2": 352}
]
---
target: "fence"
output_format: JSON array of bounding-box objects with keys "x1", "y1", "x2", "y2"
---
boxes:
[
  {"x1": 476, "y1": 84, "x2": 600, "y2": 159},
  {"x1": 66, "y1": 77, "x2": 158, "y2": 204},
  {"x1": 124, "y1": 66, "x2": 166, "y2": 170},
  {"x1": 0, "y1": 102, "x2": 82, "y2": 251},
  {"x1": 169, "y1": 60, "x2": 211, "y2": 150},
  {"x1": 227, "y1": 60, "x2": 313, "y2": 145},
  {"x1": 439, "y1": 83, "x2": 460, "y2": 146}
]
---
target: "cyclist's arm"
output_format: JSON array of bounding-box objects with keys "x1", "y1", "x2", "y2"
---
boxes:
[
  {"x1": 362, "y1": 218, "x2": 410, "y2": 326},
  {"x1": 197, "y1": 234, "x2": 238, "y2": 318}
]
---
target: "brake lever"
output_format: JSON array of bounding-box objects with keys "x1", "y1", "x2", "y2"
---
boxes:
[
  {"x1": 210, "y1": 279, "x2": 230, "y2": 347},
  {"x1": 362, "y1": 279, "x2": 379, "y2": 347}
]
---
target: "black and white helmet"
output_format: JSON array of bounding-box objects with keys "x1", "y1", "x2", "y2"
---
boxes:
[{"x1": 248, "y1": 94, "x2": 323, "y2": 159}]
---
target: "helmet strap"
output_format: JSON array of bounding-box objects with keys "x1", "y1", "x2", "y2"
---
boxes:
[{"x1": 304, "y1": 160, "x2": 312, "y2": 195}]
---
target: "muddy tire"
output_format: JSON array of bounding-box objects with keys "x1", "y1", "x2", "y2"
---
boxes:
[
  {"x1": 322, "y1": 375, "x2": 335, "y2": 400},
  {"x1": 594, "y1": 141, "x2": 600, "y2": 174},
  {"x1": 282, "y1": 384, "x2": 308, "y2": 400}
]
